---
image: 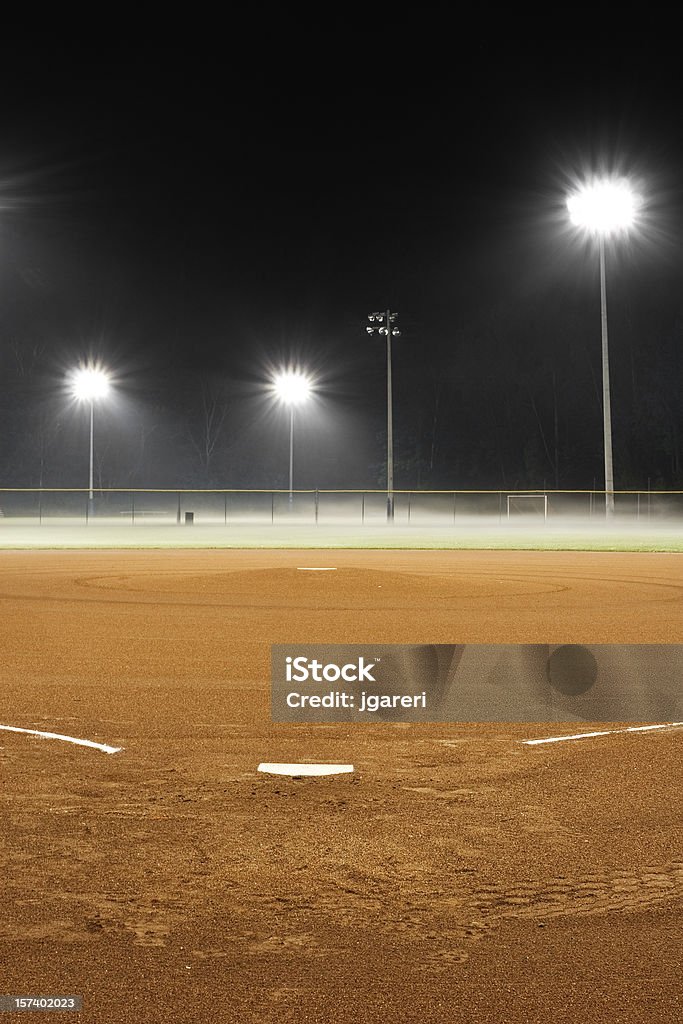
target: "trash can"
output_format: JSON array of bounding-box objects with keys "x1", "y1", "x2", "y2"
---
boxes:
[{"x1": 185, "y1": 511, "x2": 194, "y2": 525}]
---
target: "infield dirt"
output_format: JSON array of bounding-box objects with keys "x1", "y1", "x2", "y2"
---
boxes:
[{"x1": 0, "y1": 549, "x2": 681, "y2": 1023}]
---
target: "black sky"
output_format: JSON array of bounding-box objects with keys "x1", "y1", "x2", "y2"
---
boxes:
[{"x1": 1, "y1": 31, "x2": 682, "y2": 490}]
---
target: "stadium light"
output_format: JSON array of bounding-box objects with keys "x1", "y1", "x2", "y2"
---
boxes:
[
  {"x1": 566, "y1": 178, "x2": 638, "y2": 518},
  {"x1": 272, "y1": 370, "x2": 313, "y2": 503},
  {"x1": 567, "y1": 180, "x2": 636, "y2": 236},
  {"x1": 68, "y1": 365, "x2": 111, "y2": 506},
  {"x1": 366, "y1": 309, "x2": 401, "y2": 521}
]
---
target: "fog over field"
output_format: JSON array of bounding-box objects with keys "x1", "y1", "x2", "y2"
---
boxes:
[{"x1": 1, "y1": 514, "x2": 682, "y2": 551}]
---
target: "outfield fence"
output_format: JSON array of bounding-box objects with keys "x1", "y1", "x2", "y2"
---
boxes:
[{"x1": 0, "y1": 488, "x2": 682, "y2": 525}]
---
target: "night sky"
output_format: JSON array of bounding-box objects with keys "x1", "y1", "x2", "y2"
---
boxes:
[{"x1": 1, "y1": 33, "x2": 682, "y2": 493}]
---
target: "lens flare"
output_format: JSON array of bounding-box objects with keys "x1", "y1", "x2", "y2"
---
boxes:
[
  {"x1": 69, "y1": 365, "x2": 111, "y2": 401},
  {"x1": 272, "y1": 370, "x2": 313, "y2": 406},
  {"x1": 567, "y1": 179, "x2": 638, "y2": 235}
]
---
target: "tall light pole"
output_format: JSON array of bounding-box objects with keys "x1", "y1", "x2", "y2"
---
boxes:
[
  {"x1": 366, "y1": 310, "x2": 400, "y2": 520},
  {"x1": 69, "y1": 365, "x2": 111, "y2": 509},
  {"x1": 567, "y1": 179, "x2": 637, "y2": 518},
  {"x1": 272, "y1": 370, "x2": 313, "y2": 503}
]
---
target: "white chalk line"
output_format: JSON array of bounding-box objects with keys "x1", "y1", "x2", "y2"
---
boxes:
[
  {"x1": 296, "y1": 567, "x2": 338, "y2": 571},
  {"x1": 0, "y1": 724, "x2": 123, "y2": 755},
  {"x1": 523, "y1": 722, "x2": 683, "y2": 746}
]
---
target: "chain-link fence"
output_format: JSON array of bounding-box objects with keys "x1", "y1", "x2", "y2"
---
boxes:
[{"x1": 0, "y1": 488, "x2": 682, "y2": 525}]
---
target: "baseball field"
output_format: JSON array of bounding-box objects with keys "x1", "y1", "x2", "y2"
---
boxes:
[{"x1": 1, "y1": 544, "x2": 681, "y2": 1023}]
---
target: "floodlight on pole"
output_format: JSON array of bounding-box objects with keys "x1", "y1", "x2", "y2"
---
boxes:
[
  {"x1": 566, "y1": 178, "x2": 638, "y2": 518},
  {"x1": 366, "y1": 309, "x2": 400, "y2": 521},
  {"x1": 68, "y1": 366, "x2": 111, "y2": 505},
  {"x1": 567, "y1": 180, "x2": 636, "y2": 236},
  {"x1": 272, "y1": 370, "x2": 313, "y2": 503}
]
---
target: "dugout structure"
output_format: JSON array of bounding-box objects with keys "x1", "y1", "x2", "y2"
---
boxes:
[{"x1": 506, "y1": 493, "x2": 548, "y2": 520}]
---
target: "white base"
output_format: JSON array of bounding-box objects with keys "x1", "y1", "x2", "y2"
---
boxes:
[{"x1": 257, "y1": 762, "x2": 354, "y2": 777}]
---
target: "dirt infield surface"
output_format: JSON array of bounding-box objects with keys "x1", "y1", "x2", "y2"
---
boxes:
[{"x1": 1, "y1": 549, "x2": 681, "y2": 1023}]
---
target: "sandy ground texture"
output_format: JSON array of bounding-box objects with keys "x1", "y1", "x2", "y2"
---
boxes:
[{"x1": 0, "y1": 548, "x2": 681, "y2": 1023}]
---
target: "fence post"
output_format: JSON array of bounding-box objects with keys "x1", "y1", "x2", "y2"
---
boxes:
[
  {"x1": 408, "y1": 492, "x2": 411, "y2": 523},
  {"x1": 131, "y1": 492, "x2": 135, "y2": 526},
  {"x1": 85, "y1": 494, "x2": 89, "y2": 525},
  {"x1": 224, "y1": 492, "x2": 227, "y2": 525},
  {"x1": 271, "y1": 492, "x2": 275, "y2": 524},
  {"x1": 177, "y1": 493, "x2": 181, "y2": 524},
  {"x1": 315, "y1": 489, "x2": 319, "y2": 524},
  {"x1": 361, "y1": 493, "x2": 365, "y2": 525}
]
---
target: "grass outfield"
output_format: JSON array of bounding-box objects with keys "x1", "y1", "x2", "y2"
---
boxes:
[{"x1": 0, "y1": 519, "x2": 682, "y2": 550}]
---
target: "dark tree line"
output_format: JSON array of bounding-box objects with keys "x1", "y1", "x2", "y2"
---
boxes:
[{"x1": 0, "y1": 302, "x2": 681, "y2": 493}]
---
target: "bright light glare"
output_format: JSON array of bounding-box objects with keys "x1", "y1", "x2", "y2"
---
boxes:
[
  {"x1": 69, "y1": 366, "x2": 111, "y2": 402},
  {"x1": 273, "y1": 371, "x2": 312, "y2": 406},
  {"x1": 567, "y1": 179, "x2": 638, "y2": 235}
]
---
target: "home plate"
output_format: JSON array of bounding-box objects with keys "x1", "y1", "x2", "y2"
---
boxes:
[{"x1": 258, "y1": 762, "x2": 354, "y2": 777}]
